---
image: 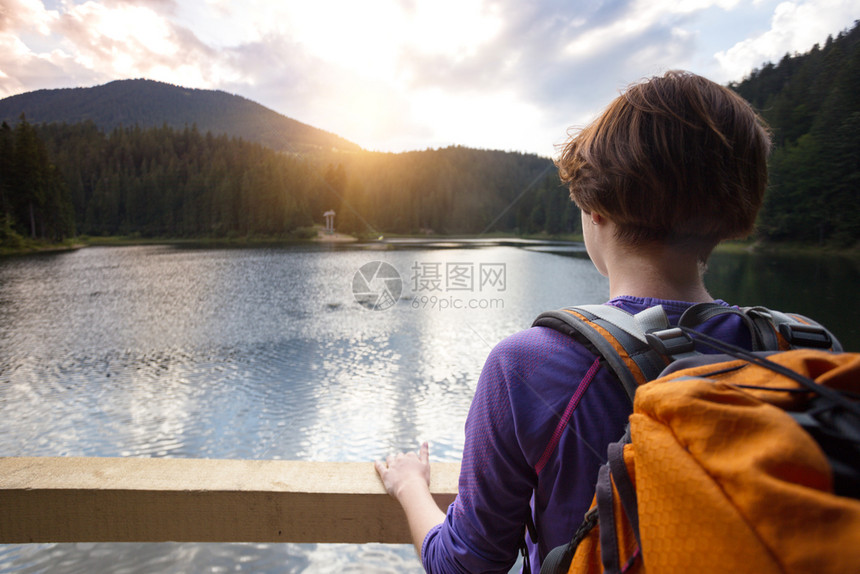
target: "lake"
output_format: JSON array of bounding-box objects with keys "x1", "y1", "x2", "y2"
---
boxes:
[{"x1": 0, "y1": 240, "x2": 856, "y2": 573}]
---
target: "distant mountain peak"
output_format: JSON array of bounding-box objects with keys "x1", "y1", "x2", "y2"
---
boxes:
[{"x1": 0, "y1": 79, "x2": 361, "y2": 153}]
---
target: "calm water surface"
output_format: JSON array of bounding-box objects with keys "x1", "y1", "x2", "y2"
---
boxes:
[{"x1": 0, "y1": 241, "x2": 856, "y2": 573}]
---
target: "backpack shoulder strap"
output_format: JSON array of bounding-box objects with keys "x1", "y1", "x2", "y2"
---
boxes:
[
  {"x1": 533, "y1": 305, "x2": 676, "y2": 402},
  {"x1": 676, "y1": 302, "x2": 764, "y2": 349},
  {"x1": 675, "y1": 302, "x2": 843, "y2": 352},
  {"x1": 742, "y1": 306, "x2": 843, "y2": 352}
]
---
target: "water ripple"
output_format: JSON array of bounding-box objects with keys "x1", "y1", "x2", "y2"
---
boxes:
[{"x1": 0, "y1": 243, "x2": 607, "y2": 572}]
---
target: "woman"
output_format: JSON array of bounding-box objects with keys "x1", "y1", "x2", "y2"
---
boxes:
[{"x1": 375, "y1": 70, "x2": 772, "y2": 573}]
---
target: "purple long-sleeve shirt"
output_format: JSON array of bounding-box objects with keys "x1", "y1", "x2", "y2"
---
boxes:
[{"x1": 422, "y1": 296, "x2": 754, "y2": 573}]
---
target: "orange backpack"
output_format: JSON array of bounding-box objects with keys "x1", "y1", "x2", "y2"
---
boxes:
[{"x1": 533, "y1": 304, "x2": 860, "y2": 574}]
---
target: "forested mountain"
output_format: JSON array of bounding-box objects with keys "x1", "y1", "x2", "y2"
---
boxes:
[
  {"x1": 0, "y1": 79, "x2": 360, "y2": 154},
  {"x1": 0, "y1": 79, "x2": 564, "y2": 244},
  {"x1": 4, "y1": 21, "x2": 858, "y2": 249},
  {"x1": 320, "y1": 147, "x2": 568, "y2": 236},
  {"x1": 730, "y1": 21, "x2": 860, "y2": 246},
  {"x1": 0, "y1": 118, "x2": 561, "y2": 242},
  {"x1": 0, "y1": 119, "x2": 74, "y2": 244}
]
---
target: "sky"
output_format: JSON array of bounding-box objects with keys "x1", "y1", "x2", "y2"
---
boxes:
[{"x1": 0, "y1": 0, "x2": 856, "y2": 157}]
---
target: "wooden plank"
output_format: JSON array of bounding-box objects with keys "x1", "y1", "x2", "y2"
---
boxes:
[{"x1": 0, "y1": 457, "x2": 460, "y2": 544}]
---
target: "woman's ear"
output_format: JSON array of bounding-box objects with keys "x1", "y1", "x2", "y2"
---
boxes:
[{"x1": 591, "y1": 212, "x2": 603, "y2": 225}]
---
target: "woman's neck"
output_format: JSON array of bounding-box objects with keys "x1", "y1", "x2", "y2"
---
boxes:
[{"x1": 605, "y1": 243, "x2": 713, "y2": 303}]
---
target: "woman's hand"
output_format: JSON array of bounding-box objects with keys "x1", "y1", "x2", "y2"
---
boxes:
[
  {"x1": 374, "y1": 441, "x2": 445, "y2": 558},
  {"x1": 374, "y1": 441, "x2": 431, "y2": 501}
]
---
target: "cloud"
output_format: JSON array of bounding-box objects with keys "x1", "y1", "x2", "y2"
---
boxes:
[
  {"x1": 0, "y1": 0, "x2": 57, "y2": 33},
  {"x1": 0, "y1": 0, "x2": 856, "y2": 154},
  {"x1": 715, "y1": 0, "x2": 858, "y2": 80},
  {"x1": 0, "y1": 1, "x2": 75, "y2": 96},
  {"x1": 54, "y1": 1, "x2": 218, "y2": 85},
  {"x1": 396, "y1": 0, "x2": 725, "y2": 108},
  {"x1": 0, "y1": 0, "x2": 196, "y2": 96},
  {"x1": 212, "y1": 31, "x2": 423, "y2": 149},
  {"x1": 390, "y1": 0, "x2": 726, "y2": 151}
]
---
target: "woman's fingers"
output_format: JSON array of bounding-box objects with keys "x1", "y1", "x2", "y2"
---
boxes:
[{"x1": 374, "y1": 443, "x2": 432, "y2": 498}]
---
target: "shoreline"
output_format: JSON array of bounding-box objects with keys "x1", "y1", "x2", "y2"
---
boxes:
[
  {"x1": 1, "y1": 234, "x2": 857, "y2": 259},
  {"x1": 312, "y1": 229, "x2": 358, "y2": 243},
  {"x1": 0, "y1": 241, "x2": 87, "y2": 257}
]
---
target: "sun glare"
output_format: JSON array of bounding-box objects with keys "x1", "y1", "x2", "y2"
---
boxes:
[
  {"x1": 406, "y1": 0, "x2": 503, "y2": 57},
  {"x1": 411, "y1": 87, "x2": 544, "y2": 151},
  {"x1": 278, "y1": 0, "x2": 504, "y2": 149},
  {"x1": 285, "y1": 0, "x2": 502, "y2": 77},
  {"x1": 286, "y1": 0, "x2": 405, "y2": 80}
]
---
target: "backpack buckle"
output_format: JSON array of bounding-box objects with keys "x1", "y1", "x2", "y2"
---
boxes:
[
  {"x1": 646, "y1": 327, "x2": 696, "y2": 358},
  {"x1": 778, "y1": 323, "x2": 832, "y2": 349}
]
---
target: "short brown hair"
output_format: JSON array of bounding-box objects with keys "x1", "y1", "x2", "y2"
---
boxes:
[{"x1": 556, "y1": 70, "x2": 771, "y2": 253}]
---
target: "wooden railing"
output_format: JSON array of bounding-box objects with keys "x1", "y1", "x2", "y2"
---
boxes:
[{"x1": 0, "y1": 457, "x2": 460, "y2": 544}]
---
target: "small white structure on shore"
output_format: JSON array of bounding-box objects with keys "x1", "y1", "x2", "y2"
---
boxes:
[{"x1": 323, "y1": 210, "x2": 336, "y2": 234}]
